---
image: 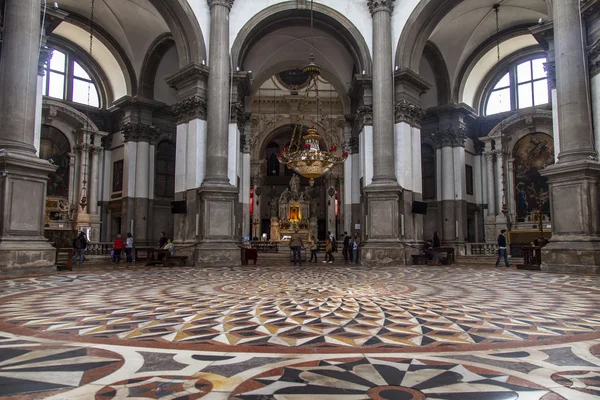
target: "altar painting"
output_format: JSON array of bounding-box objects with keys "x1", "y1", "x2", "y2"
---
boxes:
[{"x1": 513, "y1": 133, "x2": 554, "y2": 221}]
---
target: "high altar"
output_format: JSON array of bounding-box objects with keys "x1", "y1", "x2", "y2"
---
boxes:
[{"x1": 270, "y1": 175, "x2": 317, "y2": 241}]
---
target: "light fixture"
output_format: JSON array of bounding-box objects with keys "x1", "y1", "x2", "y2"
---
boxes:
[{"x1": 276, "y1": 0, "x2": 347, "y2": 186}]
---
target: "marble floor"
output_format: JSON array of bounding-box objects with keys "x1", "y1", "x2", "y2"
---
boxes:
[{"x1": 0, "y1": 263, "x2": 599, "y2": 399}]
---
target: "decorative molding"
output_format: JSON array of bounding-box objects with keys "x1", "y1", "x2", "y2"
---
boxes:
[
  {"x1": 432, "y1": 128, "x2": 467, "y2": 149},
  {"x1": 394, "y1": 99, "x2": 426, "y2": 128},
  {"x1": 121, "y1": 123, "x2": 160, "y2": 144},
  {"x1": 240, "y1": 134, "x2": 252, "y2": 154},
  {"x1": 207, "y1": 0, "x2": 235, "y2": 10},
  {"x1": 354, "y1": 105, "x2": 373, "y2": 133},
  {"x1": 102, "y1": 134, "x2": 113, "y2": 150},
  {"x1": 42, "y1": 98, "x2": 100, "y2": 132},
  {"x1": 367, "y1": 0, "x2": 394, "y2": 15},
  {"x1": 473, "y1": 139, "x2": 486, "y2": 155},
  {"x1": 164, "y1": 63, "x2": 209, "y2": 91},
  {"x1": 171, "y1": 95, "x2": 208, "y2": 124},
  {"x1": 230, "y1": 101, "x2": 247, "y2": 130},
  {"x1": 589, "y1": 39, "x2": 600, "y2": 77},
  {"x1": 394, "y1": 68, "x2": 432, "y2": 97},
  {"x1": 38, "y1": 46, "x2": 53, "y2": 76},
  {"x1": 543, "y1": 61, "x2": 556, "y2": 88}
]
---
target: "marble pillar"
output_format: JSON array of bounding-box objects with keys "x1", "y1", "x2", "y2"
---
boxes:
[
  {"x1": 88, "y1": 146, "x2": 102, "y2": 241},
  {"x1": 197, "y1": 0, "x2": 240, "y2": 266},
  {"x1": 540, "y1": 0, "x2": 600, "y2": 274},
  {"x1": 362, "y1": 0, "x2": 406, "y2": 265},
  {"x1": 0, "y1": 0, "x2": 57, "y2": 275}
]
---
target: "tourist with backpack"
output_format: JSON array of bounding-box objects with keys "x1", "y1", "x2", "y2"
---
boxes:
[{"x1": 72, "y1": 231, "x2": 87, "y2": 266}]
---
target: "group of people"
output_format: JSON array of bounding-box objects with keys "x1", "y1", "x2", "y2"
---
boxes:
[
  {"x1": 289, "y1": 230, "x2": 361, "y2": 266},
  {"x1": 111, "y1": 233, "x2": 134, "y2": 264},
  {"x1": 421, "y1": 230, "x2": 510, "y2": 267}
]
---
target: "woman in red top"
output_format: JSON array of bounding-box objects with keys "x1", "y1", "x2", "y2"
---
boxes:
[{"x1": 113, "y1": 234, "x2": 124, "y2": 264}]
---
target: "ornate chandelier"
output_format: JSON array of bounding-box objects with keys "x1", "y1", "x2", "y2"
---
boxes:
[{"x1": 276, "y1": 58, "x2": 347, "y2": 186}]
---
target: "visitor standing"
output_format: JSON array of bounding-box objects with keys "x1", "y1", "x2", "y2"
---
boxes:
[
  {"x1": 290, "y1": 228, "x2": 304, "y2": 266},
  {"x1": 309, "y1": 239, "x2": 318, "y2": 263},
  {"x1": 352, "y1": 232, "x2": 360, "y2": 264},
  {"x1": 342, "y1": 232, "x2": 350, "y2": 263},
  {"x1": 113, "y1": 234, "x2": 124, "y2": 264},
  {"x1": 495, "y1": 229, "x2": 510, "y2": 268},
  {"x1": 323, "y1": 238, "x2": 334, "y2": 264},
  {"x1": 125, "y1": 233, "x2": 134, "y2": 263},
  {"x1": 433, "y1": 231, "x2": 441, "y2": 248},
  {"x1": 72, "y1": 231, "x2": 87, "y2": 266}
]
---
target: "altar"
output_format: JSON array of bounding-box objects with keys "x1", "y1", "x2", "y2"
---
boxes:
[{"x1": 270, "y1": 175, "x2": 317, "y2": 241}]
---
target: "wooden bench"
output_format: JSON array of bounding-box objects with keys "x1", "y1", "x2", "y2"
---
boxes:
[
  {"x1": 517, "y1": 246, "x2": 542, "y2": 270},
  {"x1": 144, "y1": 249, "x2": 187, "y2": 267},
  {"x1": 412, "y1": 254, "x2": 434, "y2": 265},
  {"x1": 435, "y1": 247, "x2": 455, "y2": 264},
  {"x1": 240, "y1": 247, "x2": 258, "y2": 265}
]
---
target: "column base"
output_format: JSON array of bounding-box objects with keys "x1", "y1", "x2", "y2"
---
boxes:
[
  {"x1": 540, "y1": 160, "x2": 600, "y2": 274},
  {"x1": 361, "y1": 184, "x2": 405, "y2": 265},
  {"x1": 0, "y1": 150, "x2": 57, "y2": 276},
  {"x1": 196, "y1": 184, "x2": 240, "y2": 266},
  {"x1": 541, "y1": 239, "x2": 600, "y2": 274}
]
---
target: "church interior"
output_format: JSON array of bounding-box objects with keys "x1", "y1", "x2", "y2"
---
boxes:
[{"x1": 0, "y1": 0, "x2": 599, "y2": 398}]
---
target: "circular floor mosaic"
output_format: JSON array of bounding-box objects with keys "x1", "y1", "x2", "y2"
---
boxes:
[{"x1": 0, "y1": 266, "x2": 599, "y2": 353}]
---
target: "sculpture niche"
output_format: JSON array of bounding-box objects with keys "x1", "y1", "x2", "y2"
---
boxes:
[{"x1": 270, "y1": 174, "x2": 315, "y2": 241}]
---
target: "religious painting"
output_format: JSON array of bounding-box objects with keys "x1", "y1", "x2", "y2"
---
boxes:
[
  {"x1": 289, "y1": 205, "x2": 300, "y2": 222},
  {"x1": 39, "y1": 126, "x2": 70, "y2": 198},
  {"x1": 512, "y1": 133, "x2": 554, "y2": 221},
  {"x1": 112, "y1": 160, "x2": 123, "y2": 193}
]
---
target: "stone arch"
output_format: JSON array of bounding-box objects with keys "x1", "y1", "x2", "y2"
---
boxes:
[
  {"x1": 422, "y1": 41, "x2": 451, "y2": 105},
  {"x1": 487, "y1": 109, "x2": 553, "y2": 152},
  {"x1": 42, "y1": 99, "x2": 101, "y2": 150},
  {"x1": 139, "y1": 33, "x2": 177, "y2": 99},
  {"x1": 147, "y1": 0, "x2": 207, "y2": 67},
  {"x1": 231, "y1": 1, "x2": 372, "y2": 75},
  {"x1": 395, "y1": 0, "x2": 553, "y2": 71}
]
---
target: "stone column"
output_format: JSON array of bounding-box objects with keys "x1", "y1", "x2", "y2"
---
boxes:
[
  {"x1": 362, "y1": 0, "x2": 407, "y2": 265},
  {"x1": 196, "y1": 0, "x2": 240, "y2": 266},
  {"x1": 539, "y1": 0, "x2": 600, "y2": 273},
  {"x1": 494, "y1": 149, "x2": 504, "y2": 215},
  {"x1": 484, "y1": 149, "x2": 496, "y2": 216},
  {"x1": 0, "y1": 0, "x2": 57, "y2": 275},
  {"x1": 88, "y1": 145, "x2": 102, "y2": 241},
  {"x1": 368, "y1": 0, "x2": 396, "y2": 185}
]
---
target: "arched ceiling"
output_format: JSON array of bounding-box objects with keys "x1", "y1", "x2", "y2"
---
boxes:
[
  {"x1": 54, "y1": 0, "x2": 169, "y2": 75},
  {"x1": 429, "y1": 0, "x2": 549, "y2": 87}
]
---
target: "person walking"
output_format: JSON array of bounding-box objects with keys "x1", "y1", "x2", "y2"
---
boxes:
[
  {"x1": 323, "y1": 237, "x2": 334, "y2": 264},
  {"x1": 72, "y1": 231, "x2": 87, "y2": 266},
  {"x1": 342, "y1": 232, "x2": 350, "y2": 263},
  {"x1": 309, "y1": 239, "x2": 318, "y2": 263},
  {"x1": 125, "y1": 233, "x2": 134, "y2": 263},
  {"x1": 113, "y1": 234, "x2": 124, "y2": 264},
  {"x1": 495, "y1": 229, "x2": 510, "y2": 268},
  {"x1": 352, "y1": 232, "x2": 360, "y2": 264},
  {"x1": 289, "y1": 228, "x2": 304, "y2": 266}
]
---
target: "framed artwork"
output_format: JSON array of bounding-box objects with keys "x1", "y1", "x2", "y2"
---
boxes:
[{"x1": 112, "y1": 160, "x2": 123, "y2": 193}]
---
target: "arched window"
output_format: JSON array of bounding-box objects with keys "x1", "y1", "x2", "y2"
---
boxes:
[
  {"x1": 421, "y1": 144, "x2": 436, "y2": 200},
  {"x1": 485, "y1": 57, "x2": 549, "y2": 116},
  {"x1": 42, "y1": 49, "x2": 100, "y2": 108},
  {"x1": 40, "y1": 126, "x2": 71, "y2": 198},
  {"x1": 155, "y1": 141, "x2": 176, "y2": 198}
]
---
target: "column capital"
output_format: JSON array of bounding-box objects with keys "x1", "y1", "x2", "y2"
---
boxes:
[
  {"x1": 432, "y1": 128, "x2": 467, "y2": 149},
  {"x1": 121, "y1": 122, "x2": 160, "y2": 144},
  {"x1": 394, "y1": 99, "x2": 426, "y2": 128},
  {"x1": 101, "y1": 134, "x2": 113, "y2": 150},
  {"x1": 38, "y1": 45, "x2": 53, "y2": 76},
  {"x1": 543, "y1": 61, "x2": 557, "y2": 88},
  {"x1": 230, "y1": 101, "x2": 247, "y2": 130},
  {"x1": 342, "y1": 136, "x2": 360, "y2": 154},
  {"x1": 483, "y1": 151, "x2": 495, "y2": 162},
  {"x1": 367, "y1": 0, "x2": 395, "y2": 15},
  {"x1": 172, "y1": 95, "x2": 208, "y2": 124},
  {"x1": 207, "y1": 0, "x2": 234, "y2": 9},
  {"x1": 353, "y1": 105, "x2": 373, "y2": 134}
]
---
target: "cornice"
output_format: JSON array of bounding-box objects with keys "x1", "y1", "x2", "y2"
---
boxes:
[
  {"x1": 367, "y1": 0, "x2": 394, "y2": 15},
  {"x1": 171, "y1": 95, "x2": 208, "y2": 124},
  {"x1": 164, "y1": 63, "x2": 210, "y2": 91},
  {"x1": 393, "y1": 68, "x2": 432, "y2": 96}
]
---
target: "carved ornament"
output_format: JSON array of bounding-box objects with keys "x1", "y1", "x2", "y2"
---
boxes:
[
  {"x1": 353, "y1": 105, "x2": 373, "y2": 133},
  {"x1": 207, "y1": 0, "x2": 234, "y2": 9},
  {"x1": 121, "y1": 123, "x2": 160, "y2": 144},
  {"x1": 367, "y1": 0, "x2": 395, "y2": 15},
  {"x1": 230, "y1": 101, "x2": 247, "y2": 129},
  {"x1": 38, "y1": 46, "x2": 53, "y2": 76},
  {"x1": 432, "y1": 128, "x2": 467, "y2": 149},
  {"x1": 394, "y1": 99, "x2": 426, "y2": 128},
  {"x1": 171, "y1": 95, "x2": 208, "y2": 123}
]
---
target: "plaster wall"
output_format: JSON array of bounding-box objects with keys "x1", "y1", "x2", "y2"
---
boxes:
[{"x1": 154, "y1": 45, "x2": 179, "y2": 105}]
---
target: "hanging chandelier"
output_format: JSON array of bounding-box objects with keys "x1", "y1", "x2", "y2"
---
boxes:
[{"x1": 276, "y1": 0, "x2": 347, "y2": 186}]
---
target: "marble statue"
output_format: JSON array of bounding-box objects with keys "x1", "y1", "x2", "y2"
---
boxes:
[{"x1": 290, "y1": 174, "x2": 300, "y2": 196}]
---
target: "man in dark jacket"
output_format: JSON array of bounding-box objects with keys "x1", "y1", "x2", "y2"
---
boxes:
[
  {"x1": 342, "y1": 232, "x2": 350, "y2": 263},
  {"x1": 72, "y1": 231, "x2": 87, "y2": 266},
  {"x1": 495, "y1": 229, "x2": 510, "y2": 268}
]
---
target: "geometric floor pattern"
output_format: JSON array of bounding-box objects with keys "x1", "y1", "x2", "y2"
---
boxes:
[{"x1": 0, "y1": 263, "x2": 599, "y2": 399}]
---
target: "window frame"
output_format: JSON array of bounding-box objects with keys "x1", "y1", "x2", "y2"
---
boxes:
[
  {"x1": 41, "y1": 47, "x2": 102, "y2": 108},
  {"x1": 481, "y1": 53, "x2": 550, "y2": 116}
]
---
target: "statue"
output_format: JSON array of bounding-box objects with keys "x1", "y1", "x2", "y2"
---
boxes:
[
  {"x1": 290, "y1": 174, "x2": 300, "y2": 196},
  {"x1": 279, "y1": 188, "x2": 291, "y2": 203},
  {"x1": 269, "y1": 198, "x2": 278, "y2": 220}
]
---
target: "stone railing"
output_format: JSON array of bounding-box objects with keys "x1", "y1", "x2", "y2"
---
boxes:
[
  {"x1": 86, "y1": 242, "x2": 113, "y2": 255},
  {"x1": 463, "y1": 243, "x2": 499, "y2": 256}
]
